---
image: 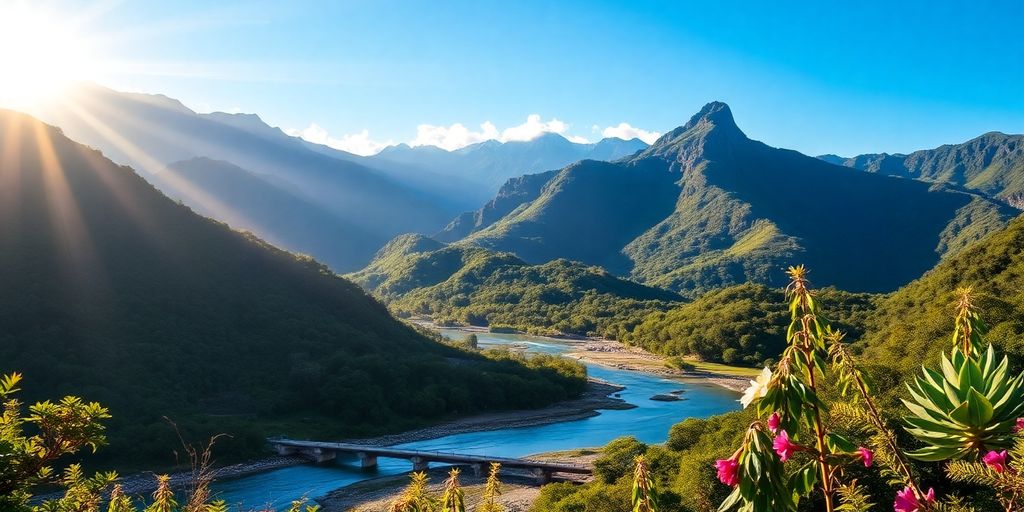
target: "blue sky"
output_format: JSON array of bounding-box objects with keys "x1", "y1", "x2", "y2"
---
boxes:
[{"x1": 15, "y1": 0, "x2": 1024, "y2": 155}]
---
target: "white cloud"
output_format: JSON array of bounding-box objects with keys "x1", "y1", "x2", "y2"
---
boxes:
[
  {"x1": 286, "y1": 123, "x2": 394, "y2": 156},
  {"x1": 285, "y1": 116, "x2": 660, "y2": 155},
  {"x1": 411, "y1": 114, "x2": 591, "y2": 150},
  {"x1": 410, "y1": 121, "x2": 500, "y2": 151},
  {"x1": 600, "y1": 123, "x2": 661, "y2": 144}
]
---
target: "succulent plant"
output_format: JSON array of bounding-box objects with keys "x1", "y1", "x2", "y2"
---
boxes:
[{"x1": 903, "y1": 345, "x2": 1024, "y2": 461}]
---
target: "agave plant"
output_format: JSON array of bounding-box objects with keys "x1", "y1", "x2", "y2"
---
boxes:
[{"x1": 903, "y1": 345, "x2": 1024, "y2": 461}]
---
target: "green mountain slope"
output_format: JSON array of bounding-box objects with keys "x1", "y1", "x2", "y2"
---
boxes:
[
  {"x1": 33, "y1": 84, "x2": 459, "y2": 272},
  {"x1": 349, "y1": 235, "x2": 681, "y2": 338},
  {"x1": 859, "y1": 213, "x2": 1024, "y2": 382},
  {"x1": 435, "y1": 170, "x2": 558, "y2": 242},
  {"x1": 822, "y1": 132, "x2": 1024, "y2": 207},
  {"x1": 0, "y1": 111, "x2": 583, "y2": 469},
  {"x1": 462, "y1": 102, "x2": 1017, "y2": 296},
  {"x1": 153, "y1": 157, "x2": 386, "y2": 270}
]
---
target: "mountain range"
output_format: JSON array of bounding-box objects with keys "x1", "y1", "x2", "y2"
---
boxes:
[
  {"x1": 31, "y1": 84, "x2": 643, "y2": 271},
  {"x1": 819, "y1": 131, "x2": 1024, "y2": 208},
  {"x1": 0, "y1": 109, "x2": 583, "y2": 467},
  {"x1": 425, "y1": 102, "x2": 1018, "y2": 296},
  {"x1": 372, "y1": 133, "x2": 647, "y2": 194}
]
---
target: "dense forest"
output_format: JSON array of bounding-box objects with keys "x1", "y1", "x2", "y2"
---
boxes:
[
  {"x1": 0, "y1": 111, "x2": 586, "y2": 471},
  {"x1": 350, "y1": 236, "x2": 681, "y2": 339}
]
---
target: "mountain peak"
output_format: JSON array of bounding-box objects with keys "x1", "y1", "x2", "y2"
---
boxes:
[
  {"x1": 636, "y1": 101, "x2": 747, "y2": 168},
  {"x1": 681, "y1": 101, "x2": 736, "y2": 131}
]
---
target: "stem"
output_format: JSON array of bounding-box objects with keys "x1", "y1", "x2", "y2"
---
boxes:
[
  {"x1": 803, "y1": 342, "x2": 835, "y2": 512},
  {"x1": 851, "y1": 368, "x2": 925, "y2": 499}
]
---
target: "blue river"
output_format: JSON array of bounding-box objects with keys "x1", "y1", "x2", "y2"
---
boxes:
[{"x1": 211, "y1": 330, "x2": 740, "y2": 509}]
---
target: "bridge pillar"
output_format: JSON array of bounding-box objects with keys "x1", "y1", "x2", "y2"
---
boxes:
[
  {"x1": 470, "y1": 463, "x2": 483, "y2": 477},
  {"x1": 532, "y1": 468, "x2": 552, "y2": 485},
  {"x1": 410, "y1": 456, "x2": 429, "y2": 472},
  {"x1": 274, "y1": 444, "x2": 298, "y2": 456},
  {"x1": 304, "y1": 447, "x2": 337, "y2": 463},
  {"x1": 357, "y1": 452, "x2": 378, "y2": 469}
]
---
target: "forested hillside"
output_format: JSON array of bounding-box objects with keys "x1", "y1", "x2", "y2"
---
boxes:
[
  {"x1": 459, "y1": 102, "x2": 1016, "y2": 296},
  {"x1": 0, "y1": 110, "x2": 585, "y2": 470},
  {"x1": 349, "y1": 235, "x2": 681, "y2": 338}
]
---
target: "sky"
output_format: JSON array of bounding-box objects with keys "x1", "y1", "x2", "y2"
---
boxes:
[{"x1": 2, "y1": 0, "x2": 1023, "y2": 156}]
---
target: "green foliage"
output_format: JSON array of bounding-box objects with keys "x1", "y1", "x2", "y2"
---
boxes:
[
  {"x1": 350, "y1": 239, "x2": 680, "y2": 339},
  {"x1": 835, "y1": 482, "x2": 874, "y2": 512},
  {"x1": 0, "y1": 373, "x2": 111, "y2": 509},
  {"x1": 944, "y1": 430, "x2": 1024, "y2": 509},
  {"x1": 631, "y1": 455, "x2": 660, "y2": 512},
  {"x1": 478, "y1": 463, "x2": 504, "y2": 512},
  {"x1": 595, "y1": 437, "x2": 649, "y2": 483},
  {"x1": 624, "y1": 283, "x2": 874, "y2": 367},
  {"x1": 439, "y1": 468, "x2": 466, "y2": 512},
  {"x1": 1, "y1": 373, "x2": 316, "y2": 512},
  {"x1": 902, "y1": 345, "x2": 1024, "y2": 461},
  {"x1": 389, "y1": 472, "x2": 436, "y2": 512}
]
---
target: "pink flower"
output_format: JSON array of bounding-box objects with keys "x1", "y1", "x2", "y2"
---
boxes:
[
  {"x1": 894, "y1": 486, "x2": 935, "y2": 512},
  {"x1": 859, "y1": 446, "x2": 874, "y2": 468},
  {"x1": 1015, "y1": 418, "x2": 1024, "y2": 432},
  {"x1": 714, "y1": 457, "x2": 740, "y2": 486},
  {"x1": 984, "y1": 450, "x2": 1008, "y2": 473},
  {"x1": 767, "y1": 412, "x2": 781, "y2": 434},
  {"x1": 773, "y1": 430, "x2": 799, "y2": 462}
]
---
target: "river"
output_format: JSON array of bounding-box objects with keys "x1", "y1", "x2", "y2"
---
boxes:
[{"x1": 211, "y1": 330, "x2": 740, "y2": 509}]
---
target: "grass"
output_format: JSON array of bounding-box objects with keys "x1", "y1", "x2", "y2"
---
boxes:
[{"x1": 677, "y1": 359, "x2": 763, "y2": 378}]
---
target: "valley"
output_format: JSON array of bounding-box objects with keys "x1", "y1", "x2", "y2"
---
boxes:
[{"x1": 2, "y1": 6, "x2": 1022, "y2": 510}]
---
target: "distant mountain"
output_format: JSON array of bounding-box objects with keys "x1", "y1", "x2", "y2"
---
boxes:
[
  {"x1": 818, "y1": 132, "x2": 1024, "y2": 208},
  {"x1": 153, "y1": 157, "x2": 385, "y2": 269},
  {"x1": 370, "y1": 132, "x2": 647, "y2": 194},
  {"x1": 0, "y1": 110, "x2": 583, "y2": 468},
  {"x1": 452, "y1": 102, "x2": 1017, "y2": 296},
  {"x1": 32, "y1": 84, "x2": 462, "y2": 271},
  {"x1": 348, "y1": 234, "x2": 680, "y2": 338}
]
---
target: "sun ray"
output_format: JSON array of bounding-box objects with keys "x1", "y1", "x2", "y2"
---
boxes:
[
  {"x1": 55, "y1": 96, "x2": 273, "y2": 240},
  {"x1": 28, "y1": 116, "x2": 106, "y2": 293}
]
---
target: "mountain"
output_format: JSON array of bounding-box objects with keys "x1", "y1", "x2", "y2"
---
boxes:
[
  {"x1": 31, "y1": 84, "x2": 461, "y2": 271},
  {"x1": 859, "y1": 212, "x2": 1024, "y2": 384},
  {"x1": 819, "y1": 132, "x2": 1024, "y2": 208},
  {"x1": 0, "y1": 110, "x2": 584, "y2": 468},
  {"x1": 434, "y1": 170, "x2": 558, "y2": 242},
  {"x1": 371, "y1": 132, "x2": 648, "y2": 194},
  {"x1": 348, "y1": 234, "x2": 680, "y2": 339},
  {"x1": 452, "y1": 102, "x2": 1018, "y2": 296},
  {"x1": 152, "y1": 157, "x2": 385, "y2": 270}
]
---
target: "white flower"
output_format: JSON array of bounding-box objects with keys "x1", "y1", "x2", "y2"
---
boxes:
[{"x1": 739, "y1": 367, "x2": 773, "y2": 408}]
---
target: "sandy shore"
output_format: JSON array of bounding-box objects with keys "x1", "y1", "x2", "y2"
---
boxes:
[
  {"x1": 564, "y1": 339, "x2": 751, "y2": 392},
  {"x1": 422, "y1": 320, "x2": 750, "y2": 393}
]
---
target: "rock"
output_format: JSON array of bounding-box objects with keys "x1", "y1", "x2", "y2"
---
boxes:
[{"x1": 649, "y1": 394, "x2": 683, "y2": 402}]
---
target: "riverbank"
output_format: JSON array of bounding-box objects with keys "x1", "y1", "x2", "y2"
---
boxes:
[
  {"x1": 421, "y1": 320, "x2": 752, "y2": 393},
  {"x1": 333, "y1": 379, "x2": 632, "y2": 447},
  {"x1": 61, "y1": 379, "x2": 627, "y2": 502},
  {"x1": 564, "y1": 339, "x2": 753, "y2": 393}
]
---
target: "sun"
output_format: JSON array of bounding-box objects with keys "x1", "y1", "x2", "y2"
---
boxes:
[{"x1": 0, "y1": 4, "x2": 98, "y2": 109}]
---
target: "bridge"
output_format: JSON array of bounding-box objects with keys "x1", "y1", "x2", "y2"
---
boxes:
[{"x1": 268, "y1": 438, "x2": 592, "y2": 484}]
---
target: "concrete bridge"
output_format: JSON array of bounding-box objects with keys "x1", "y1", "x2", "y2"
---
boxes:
[{"x1": 268, "y1": 438, "x2": 591, "y2": 484}]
